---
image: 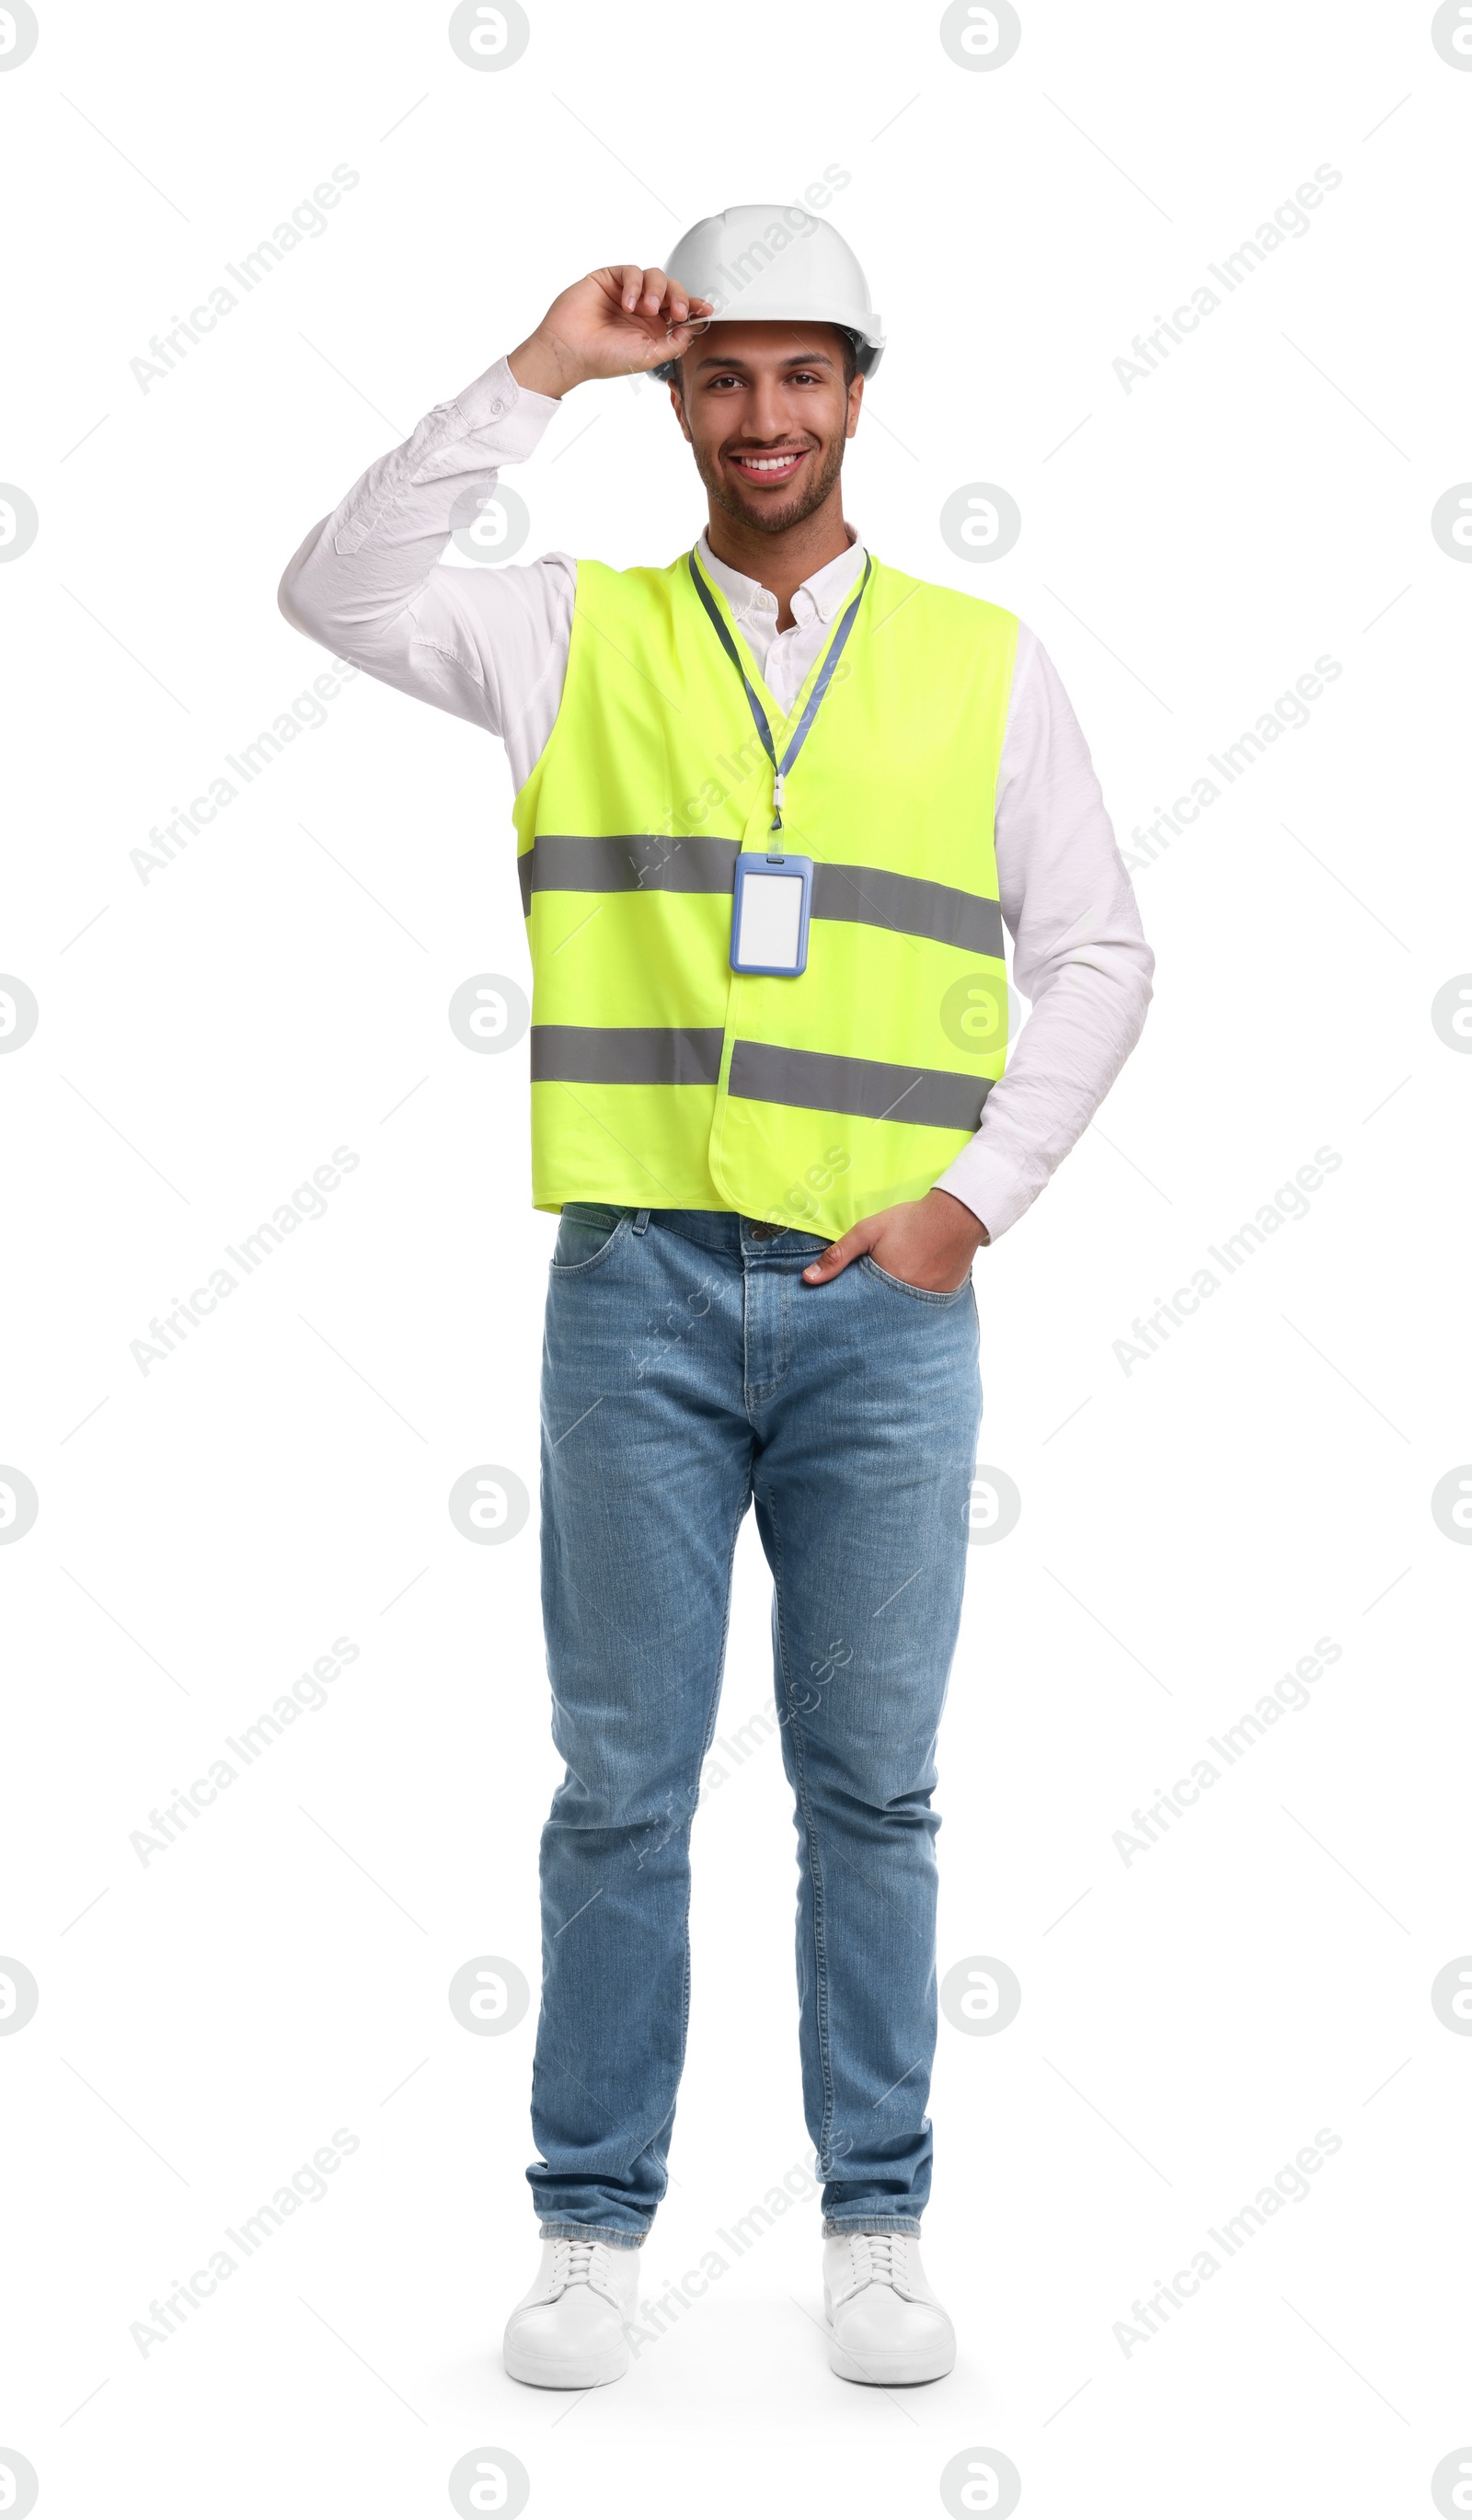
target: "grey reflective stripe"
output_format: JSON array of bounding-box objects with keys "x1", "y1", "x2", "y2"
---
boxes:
[
  {"x1": 728, "y1": 1040, "x2": 993, "y2": 1132},
  {"x1": 533, "y1": 1025, "x2": 994, "y2": 1117},
  {"x1": 811, "y1": 864, "x2": 1004, "y2": 959},
  {"x1": 532, "y1": 1025, "x2": 725, "y2": 1086},
  {"x1": 522, "y1": 836, "x2": 1002, "y2": 956},
  {"x1": 520, "y1": 834, "x2": 740, "y2": 913}
]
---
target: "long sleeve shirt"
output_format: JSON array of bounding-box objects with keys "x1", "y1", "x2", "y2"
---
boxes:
[{"x1": 279, "y1": 355, "x2": 1154, "y2": 1238}]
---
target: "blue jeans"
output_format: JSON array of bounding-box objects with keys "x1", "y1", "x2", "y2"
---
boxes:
[{"x1": 528, "y1": 1206, "x2": 981, "y2": 2243}]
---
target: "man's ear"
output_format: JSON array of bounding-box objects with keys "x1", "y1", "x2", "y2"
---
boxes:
[
  {"x1": 845, "y1": 373, "x2": 865, "y2": 439},
  {"x1": 668, "y1": 383, "x2": 693, "y2": 444}
]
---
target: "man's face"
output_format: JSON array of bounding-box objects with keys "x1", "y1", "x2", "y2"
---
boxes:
[{"x1": 670, "y1": 322, "x2": 863, "y2": 535}]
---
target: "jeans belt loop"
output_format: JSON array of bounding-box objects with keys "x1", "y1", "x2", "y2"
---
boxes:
[{"x1": 631, "y1": 1208, "x2": 651, "y2": 1235}]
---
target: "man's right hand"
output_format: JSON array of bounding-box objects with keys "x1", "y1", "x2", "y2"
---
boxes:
[{"x1": 508, "y1": 267, "x2": 714, "y2": 400}]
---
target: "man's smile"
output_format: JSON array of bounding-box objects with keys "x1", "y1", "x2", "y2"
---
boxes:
[{"x1": 725, "y1": 446, "x2": 811, "y2": 487}]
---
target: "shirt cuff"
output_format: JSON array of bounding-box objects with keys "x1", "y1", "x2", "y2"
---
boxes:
[
  {"x1": 450, "y1": 353, "x2": 563, "y2": 459},
  {"x1": 936, "y1": 1135, "x2": 1039, "y2": 1243}
]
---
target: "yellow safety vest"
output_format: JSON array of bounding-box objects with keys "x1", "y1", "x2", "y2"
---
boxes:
[{"x1": 512, "y1": 548, "x2": 1018, "y2": 1237}]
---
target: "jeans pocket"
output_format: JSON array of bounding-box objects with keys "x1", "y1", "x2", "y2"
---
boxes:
[
  {"x1": 858, "y1": 1254, "x2": 972, "y2": 1306},
  {"x1": 549, "y1": 1205, "x2": 631, "y2": 1276}
]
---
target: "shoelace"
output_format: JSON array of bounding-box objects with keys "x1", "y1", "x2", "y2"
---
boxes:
[
  {"x1": 551, "y1": 2237, "x2": 608, "y2": 2296},
  {"x1": 849, "y1": 2231, "x2": 909, "y2": 2293}
]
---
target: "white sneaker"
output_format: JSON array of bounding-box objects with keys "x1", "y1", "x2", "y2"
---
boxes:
[
  {"x1": 503, "y1": 2235, "x2": 640, "y2": 2388},
  {"x1": 823, "y1": 2230, "x2": 956, "y2": 2385}
]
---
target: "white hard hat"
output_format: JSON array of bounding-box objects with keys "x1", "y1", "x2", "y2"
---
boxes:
[{"x1": 650, "y1": 202, "x2": 885, "y2": 383}]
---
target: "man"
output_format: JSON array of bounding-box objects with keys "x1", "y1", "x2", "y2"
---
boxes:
[{"x1": 280, "y1": 204, "x2": 1153, "y2": 2390}]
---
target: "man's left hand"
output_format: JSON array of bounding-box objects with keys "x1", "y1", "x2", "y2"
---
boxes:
[{"x1": 801, "y1": 1188, "x2": 990, "y2": 1292}]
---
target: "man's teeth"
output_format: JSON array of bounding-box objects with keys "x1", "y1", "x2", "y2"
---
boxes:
[{"x1": 737, "y1": 453, "x2": 801, "y2": 470}]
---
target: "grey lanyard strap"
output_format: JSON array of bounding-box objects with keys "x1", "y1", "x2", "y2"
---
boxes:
[{"x1": 687, "y1": 547, "x2": 872, "y2": 833}]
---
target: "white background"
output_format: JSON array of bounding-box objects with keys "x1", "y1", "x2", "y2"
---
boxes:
[{"x1": 3, "y1": 1, "x2": 1471, "y2": 2513}]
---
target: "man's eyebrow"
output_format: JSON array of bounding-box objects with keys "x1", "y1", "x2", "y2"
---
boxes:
[{"x1": 691, "y1": 349, "x2": 837, "y2": 372}]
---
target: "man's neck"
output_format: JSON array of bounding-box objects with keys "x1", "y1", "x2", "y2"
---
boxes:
[{"x1": 704, "y1": 491, "x2": 853, "y2": 631}]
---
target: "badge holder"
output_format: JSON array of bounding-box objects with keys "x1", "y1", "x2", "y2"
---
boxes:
[{"x1": 730, "y1": 848, "x2": 813, "y2": 978}]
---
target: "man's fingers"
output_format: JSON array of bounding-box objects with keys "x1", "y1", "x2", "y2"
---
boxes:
[
  {"x1": 591, "y1": 265, "x2": 650, "y2": 317},
  {"x1": 664, "y1": 295, "x2": 714, "y2": 345},
  {"x1": 802, "y1": 1228, "x2": 868, "y2": 1283},
  {"x1": 591, "y1": 266, "x2": 713, "y2": 330},
  {"x1": 627, "y1": 267, "x2": 716, "y2": 322}
]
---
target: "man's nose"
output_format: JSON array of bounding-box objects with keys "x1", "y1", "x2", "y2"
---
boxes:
[{"x1": 742, "y1": 381, "x2": 794, "y2": 440}]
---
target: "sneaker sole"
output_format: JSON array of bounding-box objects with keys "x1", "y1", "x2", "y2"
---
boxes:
[
  {"x1": 503, "y1": 2342, "x2": 630, "y2": 2388},
  {"x1": 827, "y1": 2331, "x2": 956, "y2": 2387}
]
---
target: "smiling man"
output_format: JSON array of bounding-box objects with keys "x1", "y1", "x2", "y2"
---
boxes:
[{"x1": 280, "y1": 205, "x2": 1153, "y2": 2392}]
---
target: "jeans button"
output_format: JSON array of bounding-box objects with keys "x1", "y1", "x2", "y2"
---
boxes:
[{"x1": 748, "y1": 1220, "x2": 779, "y2": 1242}]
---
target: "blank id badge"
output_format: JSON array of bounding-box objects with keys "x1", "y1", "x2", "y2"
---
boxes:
[{"x1": 730, "y1": 852, "x2": 813, "y2": 978}]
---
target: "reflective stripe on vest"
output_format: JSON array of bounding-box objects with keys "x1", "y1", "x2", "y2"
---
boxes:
[
  {"x1": 519, "y1": 835, "x2": 1005, "y2": 958},
  {"x1": 728, "y1": 1041, "x2": 994, "y2": 1132},
  {"x1": 532, "y1": 1025, "x2": 725, "y2": 1087},
  {"x1": 529, "y1": 1027, "x2": 995, "y2": 1129},
  {"x1": 512, "y1": 551, "x2": 1018, "y2": 1236}
]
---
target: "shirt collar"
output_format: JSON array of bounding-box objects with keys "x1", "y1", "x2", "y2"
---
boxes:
[{"x1": 696, "y1": 522, "x2": 866, "y2": 627}]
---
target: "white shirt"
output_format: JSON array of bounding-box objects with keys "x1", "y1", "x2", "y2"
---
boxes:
[{"x1": 279, "y1": 356, "x2": 1154, "y2": 1238}]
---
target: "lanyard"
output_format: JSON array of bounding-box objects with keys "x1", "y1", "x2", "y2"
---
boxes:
[{"x1": 687, "y1": 546, "x2": 871, "y2": 833}]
